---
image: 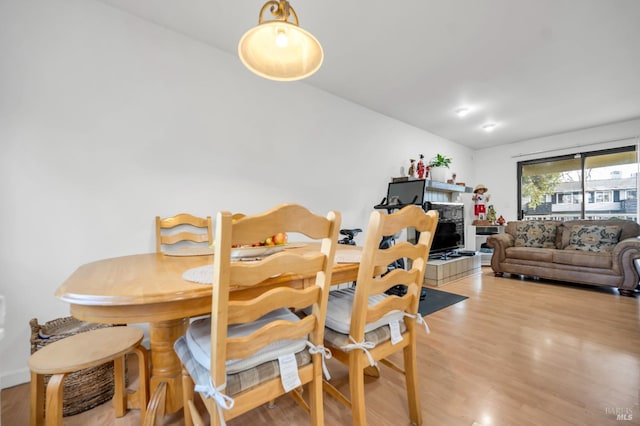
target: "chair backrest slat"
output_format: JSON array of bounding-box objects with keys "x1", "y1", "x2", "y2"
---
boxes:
[
  {"x1": 373, "y1": 242, "x2": 427, "y2": 268},
  {"x1": 227, "y1": 286, "x2": 321, "y2": 325},
  {"x1": 227, "y1": 315, "x2": 316, "y2": 360},
  {"x1": 231, "y1": 204, "x2": 333, "y2": 243},
  {"x1": 365, "y1": 294, "x2": 411, "y2": 324},
  {"x1": 365, "y1": 269, "x2": 419, "y2": 301},
  {"x1": 161, "y1": 231, "x2": 210, "y2": 245},
  {"x1": 229, "y1": 253, "x2": 326, "y2": 287}
]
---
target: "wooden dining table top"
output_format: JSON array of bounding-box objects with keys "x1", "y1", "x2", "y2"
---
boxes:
[{"x1": 55, "y1": 243, "x2": 364, "y2": 324}]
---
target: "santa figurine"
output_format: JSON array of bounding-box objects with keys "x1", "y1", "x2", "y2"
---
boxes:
[{"x1": 472, "y1": 184, "x2": 490, "y2": 221}]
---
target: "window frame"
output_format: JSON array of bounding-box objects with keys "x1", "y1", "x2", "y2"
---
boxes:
[{"x1": 517, "y1": 145, "x2": 638, "y2": 221}]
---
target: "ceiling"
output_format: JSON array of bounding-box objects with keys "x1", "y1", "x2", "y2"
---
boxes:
[{"x1": 97, "y1": 0, "x2": 640, "y2": 150}]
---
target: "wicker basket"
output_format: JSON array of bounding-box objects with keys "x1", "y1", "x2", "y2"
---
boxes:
[{"x1": 30, "y1": 317, "x2": 118, "y2": 417}]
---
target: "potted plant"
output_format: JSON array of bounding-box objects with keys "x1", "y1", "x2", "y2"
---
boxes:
[{"x1": 429, "y1": 154, "x2": 452, "y2": 182}]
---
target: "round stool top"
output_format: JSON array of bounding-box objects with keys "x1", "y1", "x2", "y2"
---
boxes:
[{"x1": 28, "y1": 326, "x2": 143, "y2": 374}]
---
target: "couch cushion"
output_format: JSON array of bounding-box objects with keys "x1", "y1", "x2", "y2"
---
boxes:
[
  {"x1": 560, "y1": 220, "x2": 639, "y2": 248},
  {"x1": 514, "y1": 222, "x2": 557, "y2": 248},
  {"x1": 564, "y1": 225, "x2": 621, "y2": 252},
  {"x1": 552, "y1": 249, "x2": 613, "y2": 269},
  {"x1": 505, "y1": 247, "x2": 555, "y2": 262}
]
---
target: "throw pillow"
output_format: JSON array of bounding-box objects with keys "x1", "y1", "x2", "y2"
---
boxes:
[
  {"x1": 514, "y1": 222, "x2": 557, "y2": 248},
  {"x1": 565, "y1": 225, "x2": 621, "y2": 252}
]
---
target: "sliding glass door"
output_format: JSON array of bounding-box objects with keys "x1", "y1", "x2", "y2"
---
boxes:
[{"x1": 518, "y1": 146, "x2": 638, "y2": 221}]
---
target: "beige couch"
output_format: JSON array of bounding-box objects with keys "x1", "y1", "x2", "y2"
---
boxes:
[{"x1": 486, "y1": 220, "x2": 640, "y2": 296}]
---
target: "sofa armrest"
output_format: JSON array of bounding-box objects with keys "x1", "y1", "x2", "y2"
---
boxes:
[
  {"x1": 486, "y1": 233, "x2": 514, "y2": 273},
  {"x1": 612, "y1": 237, "x2": 640, "y2": 291}
]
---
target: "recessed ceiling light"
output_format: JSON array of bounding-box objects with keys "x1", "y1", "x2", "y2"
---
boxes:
[
  {"x1": 455, "y1": 107, "x2": 471, "y2": 117},
  {"x1": 482, "y1": 123, "x2": 497, "y2": 132}
]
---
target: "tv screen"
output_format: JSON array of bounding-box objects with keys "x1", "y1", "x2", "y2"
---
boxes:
[
  {"x1": 424, "y1": 202, "x2": 464, "y2": 254},
  {"x1": 386, "y1": 180, "x2": 426, "y2": 207},
  {"x1": 430, "y1": 222, "x2": 462, "y2": 254}
]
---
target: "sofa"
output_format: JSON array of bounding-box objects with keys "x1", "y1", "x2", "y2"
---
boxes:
[{"x1": 486, "y1": 220, "x2": 640, "y2": 296}]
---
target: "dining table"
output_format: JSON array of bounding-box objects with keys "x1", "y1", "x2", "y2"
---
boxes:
[{"x1": 54, "y1": 243, "x2": 365, "y2": 417}]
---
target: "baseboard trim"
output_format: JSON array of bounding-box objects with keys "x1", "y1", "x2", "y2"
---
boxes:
[{"x1": 1, "y1": 367, "x2": 30, "y2": 390}]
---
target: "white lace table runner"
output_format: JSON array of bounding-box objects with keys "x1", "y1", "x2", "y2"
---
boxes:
[{"x1": 183, "y1": 265, "x2": 214, "y2": 284}]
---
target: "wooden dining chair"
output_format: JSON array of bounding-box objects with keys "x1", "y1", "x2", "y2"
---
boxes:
[
  {"x1": 322, "y1": 205, "x2": 438, "y2": 426},
  {"x1": 28, "y1": 326, "x2": 149, "y2": 426},
  {"x1": 174, "y1": 203, "x2": 340, "y2": 426},
  {"x1": 155, "y1": 213, "x2": 213, "y2": 253}
]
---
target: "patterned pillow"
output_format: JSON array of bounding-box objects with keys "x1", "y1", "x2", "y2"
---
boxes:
[
  {"x1": 514, "y1": 222, "x2": 557, "y2": 248},
  {"x1": 565, "y1": 225, "x2": 621, "y2": 252}
]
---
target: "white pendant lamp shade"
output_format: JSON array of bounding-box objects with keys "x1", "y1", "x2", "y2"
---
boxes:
[{"x1": 238, "y1": 0, "x2": 323, "y2": 81}]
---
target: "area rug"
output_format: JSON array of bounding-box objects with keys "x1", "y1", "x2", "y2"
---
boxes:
[{"x1": 418, "y1": 287, "x2": 468, "y2": 316}]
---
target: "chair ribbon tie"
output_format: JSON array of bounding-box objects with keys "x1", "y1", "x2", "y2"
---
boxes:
[
  {"x1": 341, "y1": 336, "x2": 376, "y2": 367},
  {"x1": 306, "y1": 341, "x2": 333, "y2": 380},
  {"x1": 404, "y1": 312, "x2": 430, "y2": 334},
  {"x1": 195, "y1": 377, "x2": 235, "y2": 426}
]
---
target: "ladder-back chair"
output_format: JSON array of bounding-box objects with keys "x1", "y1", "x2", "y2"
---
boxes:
[
  {"x1": 322, "y1": 205, "x2": 438, "y2": 426},
  {"x1": 155, "y1": 213, "x2": 213, "y2": 253},
  {"x1": 174, "y1": 203, "x2": 340, "y2": 425}
]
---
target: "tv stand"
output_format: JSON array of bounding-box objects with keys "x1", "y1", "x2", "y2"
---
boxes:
[
  {"x1": 468, "y1": 225, "x2": 505, "y2": 266},
  {"x1": 424, "y1": 253, "x2": 481, "y2": 287}
]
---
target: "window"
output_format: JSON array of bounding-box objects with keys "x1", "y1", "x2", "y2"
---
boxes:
[
  {"x1": 557, "y1": 192, "x2": 582, "y2": 204},
  {"x1": 518, "y1": 146, "x2": 638, "y2": 221},
  {"x1": 593, "y1": 191, "x2": 611, "y2": 203}
]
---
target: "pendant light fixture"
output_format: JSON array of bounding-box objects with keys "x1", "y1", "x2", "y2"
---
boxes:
[{"x1": 238, "y1": 0, "x2": 323, "y2": 81}]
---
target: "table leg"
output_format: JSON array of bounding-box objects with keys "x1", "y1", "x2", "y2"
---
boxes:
[{"x1": 148, "y1": 318, "x2": 189, "y2": 415}]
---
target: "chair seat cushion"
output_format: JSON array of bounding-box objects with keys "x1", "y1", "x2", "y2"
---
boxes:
[
  {"x1": 175, "y1": 336, "x2": 311, "y2": 396},
  {"x1": 186, "y1": 308, "x2": 308, "y2": 374},
  {"x1": 324, "y1": 320, "x2": 407, "y2": 349},
  {"x1": 323, "y1": 288, "x2": 405, "y2": 335}
]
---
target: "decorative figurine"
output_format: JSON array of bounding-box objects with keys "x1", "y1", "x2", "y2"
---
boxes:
[
  {"x1": 472, "y1": 184, "x2": 490, "y2": 221},
  {"x1": 417, "y1": 154, "x2": 426, "y2": 179},
  {"x1": 408, "y1": 159, "x2": 416, "y2": 178},
  {"x1": 497, "y1": 215, "x2": 506, "y2": 225},
  {"x1": 487, "y1": 205, "x2": 497, "y2": 223}
]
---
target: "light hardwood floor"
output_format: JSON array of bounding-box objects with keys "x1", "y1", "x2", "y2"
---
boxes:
[{"x1": 3, "y1": 268, "x2": 639, "y2": 425}]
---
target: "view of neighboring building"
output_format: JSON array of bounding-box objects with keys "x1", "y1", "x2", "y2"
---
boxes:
[{"x1": 523, "y1": 173, "x2": 637, "y2": 221}]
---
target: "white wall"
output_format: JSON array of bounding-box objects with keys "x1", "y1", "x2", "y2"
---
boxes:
[
  {"x1": 473, "y1": 119, "x2": 640, "y2": 222},
  {"x1": 0, "y1": 0, "x2": 474, "y2": 388}
]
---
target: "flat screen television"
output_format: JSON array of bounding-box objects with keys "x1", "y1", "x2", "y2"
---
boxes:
[
  {"x1": 424, "y1": 202, "x2": 464, "y2": 255},
  {"x1": 383, "y1": 180, "x2": 426, "y2": 207}
]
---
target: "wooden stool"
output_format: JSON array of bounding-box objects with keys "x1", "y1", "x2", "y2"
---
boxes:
[{"x1": 28, "y1": 326, "x2": 149, "y2": 426}]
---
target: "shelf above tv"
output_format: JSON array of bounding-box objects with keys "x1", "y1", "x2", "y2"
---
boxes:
[
  {"x1": 425, "y1": 180, "x2": 473, "y2": 193},
  {"x1": 390, "y1": 177, "x2": 472, "y2": 202}
]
